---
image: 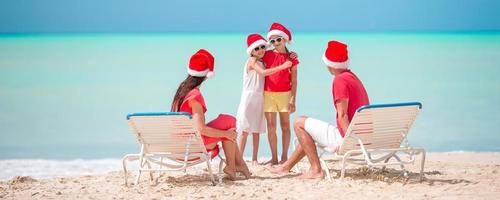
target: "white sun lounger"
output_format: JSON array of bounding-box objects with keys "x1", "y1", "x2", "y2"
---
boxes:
[
  {"x1": 122, "y1": 112, "x2": 224, "y2": 186},
  {"x1": 294, "y1": 102, "x2": 426, "y2": 181}
]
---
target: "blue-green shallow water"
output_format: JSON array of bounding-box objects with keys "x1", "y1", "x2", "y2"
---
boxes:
[{"x1": 1, "y1": 32, "x2": 499, "y2": 159}]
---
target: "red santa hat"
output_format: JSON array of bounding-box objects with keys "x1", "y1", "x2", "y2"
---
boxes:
[
  {"x1": 266, "y1": 22, "x2": 293, "y2": 44},
  {"x1": 187, "y1": 49, "x2": 215, "y2": 78},
  {"x1": 246, "y1": 34, "x2": 268, "y2": 55},
  {"x1": 322, "y1": 41, "x2": 349, "y2": 69}
]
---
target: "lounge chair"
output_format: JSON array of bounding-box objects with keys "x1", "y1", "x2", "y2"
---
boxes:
[
  {"x1": 294, "y1": 102, "x2": 426, "y2": 181},
  {"x1": 122, "y1": 112, "x2": 224, "y2": 186}
]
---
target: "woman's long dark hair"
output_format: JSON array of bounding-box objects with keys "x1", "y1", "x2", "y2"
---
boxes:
[{"x1": 171, "y1": 75, "x2": 206, "y2": 112}]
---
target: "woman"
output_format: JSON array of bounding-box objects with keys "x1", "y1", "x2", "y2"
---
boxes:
[
  {"x1": 171, "y1": 49, "x2": 251, "y2": 180},
  {"x1": 236, "y1": 34, "x2": 293, "y2": 165},
  {"x1": 262, "y1": 23, "x2": 299, "y2": 165}
]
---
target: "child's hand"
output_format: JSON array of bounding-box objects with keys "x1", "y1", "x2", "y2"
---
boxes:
[
  {"x1": 289, "y1": 101, "x2": 296, "y2": 113},
  {"x1": 289, "y1": 52, "x2": 298, "y2": 60},
  {"x1": 248, "y1": 56, "x2": 257, "y2": 64}
]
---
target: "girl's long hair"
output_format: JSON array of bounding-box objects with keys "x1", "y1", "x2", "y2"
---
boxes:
[{"x1": 171, "y1": 75, "x2": 206, "y2": 112}]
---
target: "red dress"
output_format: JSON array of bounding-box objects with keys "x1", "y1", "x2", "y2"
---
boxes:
[{"x1": 178, "y1": 88, "x2": 236, "y2": 158}]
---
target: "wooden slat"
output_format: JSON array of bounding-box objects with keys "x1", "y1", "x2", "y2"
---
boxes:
[
  {"x1": 128, "y1": 115, "x2": 208, "y2": 155},
  {"x1": 338, "y1": 105, "x2": 420, "y2": 154}
]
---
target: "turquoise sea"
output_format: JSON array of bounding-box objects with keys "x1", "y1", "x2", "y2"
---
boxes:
[{"x1": 1, "y1": 32, "x2": 500, "y2": 163}]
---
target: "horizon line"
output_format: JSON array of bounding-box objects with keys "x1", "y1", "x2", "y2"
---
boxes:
[{"x1": 1, "y1": 30, "x2": 500, "y2": 36}]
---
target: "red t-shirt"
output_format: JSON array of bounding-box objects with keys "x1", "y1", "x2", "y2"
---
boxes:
[
  {"x1": 332, "y1": 70, "x2": 369, "y2": 137},
  {"x1": 262, "y1": 50, "x2": 299, "y2": 92},
  {"x1": 179, "y1": 88, "x2": 207, "y2": 114}
]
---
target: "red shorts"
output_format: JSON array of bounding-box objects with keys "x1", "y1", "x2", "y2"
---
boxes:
[{"x1": 203, "y1": 114, "x2": 236, "y2": 158}]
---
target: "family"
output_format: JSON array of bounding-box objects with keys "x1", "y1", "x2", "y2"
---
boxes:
[{"x1": 170, "y1": 22, "x2": 369, "y2": 180}]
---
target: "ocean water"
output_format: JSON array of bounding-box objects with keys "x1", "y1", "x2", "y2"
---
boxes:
[{"x1": 1, "y1": 32, "x2": 500, "y2": 179}]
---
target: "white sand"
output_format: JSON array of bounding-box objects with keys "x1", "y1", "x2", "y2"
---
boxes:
[{"x1": 1, "y1": 152, "x2": 500, "y2": 199}]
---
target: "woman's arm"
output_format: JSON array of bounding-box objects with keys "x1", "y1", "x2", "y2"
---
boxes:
[
  {"x1": 189, "y1": 100, "x2": 236, "y2": 141},
  {"x1": 250, "y1": 60, "x2": 292, "y2": 76}
]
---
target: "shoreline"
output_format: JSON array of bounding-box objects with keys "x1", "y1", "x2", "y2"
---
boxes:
[
  {"x1": 1, "y1": 152, "x2": 500, "y2": 199},
  {"x1": 1, "y1": 152, "x2": 499, "y2": 180}
]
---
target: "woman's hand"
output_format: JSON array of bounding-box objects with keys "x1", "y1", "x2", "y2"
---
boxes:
[{"x1": 224, "y1": 128, "x2": 237, "y2": 142}]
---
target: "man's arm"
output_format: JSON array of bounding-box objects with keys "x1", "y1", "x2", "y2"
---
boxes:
[{"x1": 335, "y1": 99, "x2": 350, "y2": 133}]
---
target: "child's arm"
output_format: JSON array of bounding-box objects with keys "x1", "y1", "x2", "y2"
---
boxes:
[
  {"x1": 290, "y1": 65, "x2": 297, "y2": 113},
  {"x1": 249, "y1": 60, "x2": 292, "y2": 76}
]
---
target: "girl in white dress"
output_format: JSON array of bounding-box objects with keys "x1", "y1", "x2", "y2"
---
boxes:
[{"x1": 236, "y1": 34, "x2": 293, "y2": 164}]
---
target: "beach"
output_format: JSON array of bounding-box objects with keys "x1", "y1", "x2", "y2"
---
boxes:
[
  {"x1": 2, "y1": 0, "x2": 500, "y2": 199},
  {"x1": 2, "y1": 152, "x2": 500, "y2": 199}
]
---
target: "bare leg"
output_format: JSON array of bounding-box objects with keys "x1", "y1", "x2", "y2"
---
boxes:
[
  {"x1": 279, "y1": 112, "x2": 291, "y2": 163},
  {"x1": 293, "y1": 116, "x2": 324, "y2": 179},
  {"x1": 267, "y1": 143, "x2": 306, "y2": 175},
  {"x1": 252, "y1": 133, "x2": 259, "y2": 165},
  {"x1": 221, "y1": 140, "x2": 237, "y2": 181},
  {"x1": 234, "y1": 143, "x2": 252, "y2": 179},
  {"x1": 265, "y1": 112, "x2": 278, "y2": 165},
  {"x1": 239, "y1": 132, "x2": 249, "y2": 158}
]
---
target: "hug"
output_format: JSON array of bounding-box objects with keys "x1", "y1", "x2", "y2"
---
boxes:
[{"x1": 171, "y1": 22, "x2": 368, "y2": 180}]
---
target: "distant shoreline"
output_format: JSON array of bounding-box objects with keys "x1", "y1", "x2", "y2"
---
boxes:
[{"x1": 1, "y1": 30, "x2": 500, "y2": 37}]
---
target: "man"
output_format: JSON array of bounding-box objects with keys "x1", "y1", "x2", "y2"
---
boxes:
[{"x1": 267, "y1": 40, "x2": 369, "y2": 179}]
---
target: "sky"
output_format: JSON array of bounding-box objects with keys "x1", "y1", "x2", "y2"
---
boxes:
[{"x1": 0, "y1": 0, "x2": 499, "y2": 33}]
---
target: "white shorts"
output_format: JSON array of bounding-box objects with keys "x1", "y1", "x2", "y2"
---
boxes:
[{"x1": 304, "y1": 117, "x2": 343, "y2": 148}]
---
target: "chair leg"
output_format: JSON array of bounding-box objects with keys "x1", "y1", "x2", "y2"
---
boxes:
[
  {"x1": 392, "y1": 155, "x2": 408, "y2": 176},
  {"x1": 218, "y1": 159, "x2": 224, "y2": 175},
  {"x1": 206, "y1": 155, "x2": 216, "y2": 186},
  {"x1": 122, "y1": 154, "x2": 140, "y2": 186},
  {"x1": 135, "y1": 156, "x2": 147, "y2": 185},
  {"x1": 145, "y1": 160, "x2": 154, "y2": 182},
  {"x1": 340, "y1": 156, "x2": 347, "y2": 180},
  {"x1": 134, "y1": 170, "x2": 142, "y2": 185},
  {"x1": 157, "y1": 157, "x2": 163, "y2": 178},
  {"x1": 319, "y1": 158, "x2": 332, "y2": 182},
  {"x1": 381, "y1": 156, "x2": 391, "y2": 171},
  {"x1": 122, "y1": 156, "x2": 129, "y2": 186},
  {"x1": 419, "y1": 149, "x2": 426, "y2": 181},
  {"x1": 217, "y1": 154, "x2": 226, "y2": 174}
]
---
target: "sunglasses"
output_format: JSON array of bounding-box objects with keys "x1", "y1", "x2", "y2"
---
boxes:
[
  {"x1": 269, "y1": 37, "x2": 283, "y2": 44},
  {"x1": 254, "y1": 45, "x2": 266, "y2": 51}
]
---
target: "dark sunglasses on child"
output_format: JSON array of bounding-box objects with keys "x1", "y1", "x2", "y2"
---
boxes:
[
  {"x1": 254, "y1": 45, "x2": 266, "y2": 51},
  {"x1": 269, "y1": 37, "x2": 283, "y2": 44}
]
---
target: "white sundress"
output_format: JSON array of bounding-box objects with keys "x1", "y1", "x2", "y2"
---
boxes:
[{"x1": 236, "y1": 59, "x2": 266, "y2": 134}]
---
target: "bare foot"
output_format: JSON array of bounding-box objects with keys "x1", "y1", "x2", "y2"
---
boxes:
[
  {"x1": 263, "y1": 159, "x2": 278, "y2": 166},
  {"x1": 279, "y1": 158, "x2": 287, "y2": 164},
  {"x1": 235, "y1": 166, "x2": 252, "y2": 179},
  {"x1": 252, "y1": 160, "x2": 259, "y2": 166},
  {"x1": 236, "y1": 164, "x2": 252, "y2": 179},
  {"x1": 223, "y1": 166, "x2": 236, "y2": 181},
  {"x1": 265, "y1": 165, "x2": 292, "y2": 175},
  {"x1": 298, "y1": 170, "x2": 324, "y2": 180}
]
